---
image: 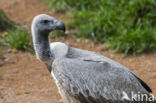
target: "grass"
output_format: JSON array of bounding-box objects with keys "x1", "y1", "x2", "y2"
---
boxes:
[
  {"x1": 50, "y1": 31, "x2": 67, "y2": 38},
  {"x1": 46, "y1": 0, "x2": 156, "y2": 55},
  {"x1": 107, "y1": 28, "x2": 156, "y2": 55},
  {"x1": 0, "y1": 9, "x2": 32, "y2": 51},
  {"x1": 0, "y1": 9, "x2": 15, "y2": 31},
  {"x1": 0, "y1": 29, "x2": 31, "y2": 51},
  {"x1": 0, "y1": 74, "x2": 3, "y2": 80}
]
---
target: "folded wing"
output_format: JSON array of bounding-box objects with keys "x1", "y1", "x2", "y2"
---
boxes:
[{"x1": 52, "y1": 57, "x2": 150, "y2": 103}]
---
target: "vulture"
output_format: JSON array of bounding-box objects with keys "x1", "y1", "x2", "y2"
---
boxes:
[{"x1": 31, "y1": 14, "x2": 155, "y2": 103}]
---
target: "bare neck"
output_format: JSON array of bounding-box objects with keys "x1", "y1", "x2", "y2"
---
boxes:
[
  {"x1": 32, "y1": 30, "x2": 53, "y2": 62},
  {"x1": 32, "y1": 30, "x2": 54, "y2": 72}
]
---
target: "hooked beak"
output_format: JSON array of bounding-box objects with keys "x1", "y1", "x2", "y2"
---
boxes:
[{"x1": 54, "y1": 19, "x2": 66, "y2": 32}]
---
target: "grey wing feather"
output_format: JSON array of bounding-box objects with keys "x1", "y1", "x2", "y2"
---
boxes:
[
  {"x1": 67, "y1": 47, "x2": 152, "y2": 93},
  {"x1": 130, "y1": 72, "x2": 152, "y2": 93},
  {"x1": 52, "y1": 58, "x2": 150, "y2": 103}
]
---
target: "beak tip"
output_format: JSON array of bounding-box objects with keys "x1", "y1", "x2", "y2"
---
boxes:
[
  {"x1": 63, "y1": 26, "x2": 66, "y2": 32},
  {"x1": 60, "y1": 22, "x2": 65, "y2": 32},
  {"x1": 58, "y1": 21, "x2": 66, "y2": 32},
  {"x1": 54, "y1": 19, "x2": 66, "y2": 32}
]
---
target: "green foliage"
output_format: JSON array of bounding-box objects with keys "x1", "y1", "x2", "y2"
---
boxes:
[
  {"x1": 47, "y1": 0, "x2": 101, "y2": 12},
  {"x1": 50, "y1": 31, "x2": 67, "y2": 38},
  {"x1": 107, "y1": 27, "x2": 156, "y2": 55},
  {"x1": 0, "y1": 29, "x2": 31, "y2": 51},
  {"x1": 0, "y1": 10, "x2": 32, "y2": 51},
  {"x1": 0, "y1": 9, "x2": 15, "y2": 31},
  {"x1": 0, "y1": 74, "x2": 3, "y2": 80},
  {"x1": 47, "y1": 0, "x2": 156, "y2": 54}
]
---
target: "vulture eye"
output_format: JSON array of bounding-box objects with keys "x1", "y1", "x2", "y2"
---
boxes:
[{"x1": 43, "y1": 20, "x2": 49, "y2": 24}]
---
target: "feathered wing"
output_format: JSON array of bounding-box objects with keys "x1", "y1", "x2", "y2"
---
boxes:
[
  {"x1": 67, "y1": 47, "x2": 152, "y2": 93},
  {"x1": 52, "y1": 57, "x2": 152, "y2": 103}
]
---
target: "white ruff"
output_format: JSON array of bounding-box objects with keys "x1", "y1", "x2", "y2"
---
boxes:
[{"x1": 50, "y1": 42, "x2": 68, "y2": 58}]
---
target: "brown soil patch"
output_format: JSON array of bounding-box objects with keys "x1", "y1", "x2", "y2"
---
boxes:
[
  {"x1": 0, "y1": 0, "x2": 156, "y2": 103},
  {"x1": 0, "y1": 52, "x2": 63, "y2": 103},
  {"x1": 0, "y1": 0, "x2": 70, "y2": 28}
]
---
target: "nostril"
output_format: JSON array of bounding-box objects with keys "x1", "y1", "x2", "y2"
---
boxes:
[{"x1": 51, "y1": 20, "x2": 54, "y2": 24}]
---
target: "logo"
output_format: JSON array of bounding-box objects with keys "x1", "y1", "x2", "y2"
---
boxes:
[{"x1": 122, "y1": 91, "x2": 155, "y2": 102}]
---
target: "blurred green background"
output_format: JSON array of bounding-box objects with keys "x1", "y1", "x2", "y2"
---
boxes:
[
  {"x1": 0, "y1": 9, "x2": 31, "y2": 51},
  {"x1": 47, "y1": 0, "x2": 156, "y2": 55},
  {"x1": 1, "y1": 0, "x2": 156, "y2": 55}
]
